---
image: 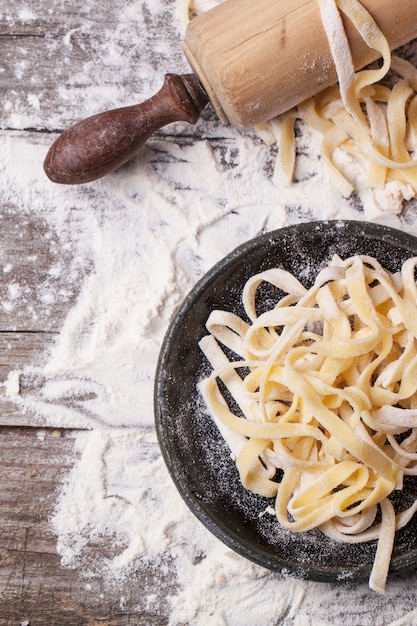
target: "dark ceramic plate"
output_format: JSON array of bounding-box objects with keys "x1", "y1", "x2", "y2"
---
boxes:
[{"x1": 154, "y1": 220, "x2": 417, "y2": 583}]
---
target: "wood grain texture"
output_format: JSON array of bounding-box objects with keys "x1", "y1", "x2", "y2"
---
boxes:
[
  {"x1": 0, "y1": 428, "x2": 174, "y2": 626},
  {"x1": 0, "y1": 0, "x2": 190, "y2": 130},
  {"x1": 3, "y1": 0, "x2": 417, "y2": 624},
  {"x1": 0, "y1": 1, "x2": 185, "y2": 621},
  {"x1": 0, "y1": 196, "x2": 85, "y2": 425}
]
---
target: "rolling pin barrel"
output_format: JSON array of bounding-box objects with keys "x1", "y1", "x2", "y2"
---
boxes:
[{"x1": 183, "y1": 0, "x2": 417, "y2": 127}]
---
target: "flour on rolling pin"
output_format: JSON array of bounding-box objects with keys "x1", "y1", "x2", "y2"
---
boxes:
[
  {"x1": 181, "y1": 0, "x2": 417, "y2": 211},
  {"x1": 182, "y1": 0, "x2": 417, "y2": 128}
]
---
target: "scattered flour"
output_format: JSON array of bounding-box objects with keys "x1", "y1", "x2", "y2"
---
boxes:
[{"x1": 3, "y1": 0, "x2": 417, "y2": 624}]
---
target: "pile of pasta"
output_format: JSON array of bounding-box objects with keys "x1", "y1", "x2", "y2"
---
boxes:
[
  {"x1": 199, "y1": 254, "x2": 417, "y2": 593},
  {"x1": 263, "y1": 0, "x2": 417, "y2": 209}
]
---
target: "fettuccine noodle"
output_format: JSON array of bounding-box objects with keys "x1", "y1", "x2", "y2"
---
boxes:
[
  {"x1": 270, "y1": 0, "x2": 417, "y2": 210},
  {"x1": 199, "y1": 254, "x2": 417, "y2": 593}
]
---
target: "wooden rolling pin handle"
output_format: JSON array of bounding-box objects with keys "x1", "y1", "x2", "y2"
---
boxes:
[{"x1": 43, "y1": 73, "x2": 209, "y2": 185}]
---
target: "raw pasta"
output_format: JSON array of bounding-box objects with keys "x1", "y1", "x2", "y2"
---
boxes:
[
  {"x1": 181, "y1": 0, "x2": 417, "y2": 211},
  {"x1": 272, "y1": 0, "x2": 417, "y2": 208},
  {"x1": 199, "y1": 254, "x2": 417, "y2": 593}
]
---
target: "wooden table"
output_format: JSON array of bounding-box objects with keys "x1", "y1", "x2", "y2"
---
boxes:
[
  {"x1": 1, "y1": 2, "x2": 194, "y2": 623},
  {"x1": 2, "y1": 1, "x2": 417, "y2": 625}
]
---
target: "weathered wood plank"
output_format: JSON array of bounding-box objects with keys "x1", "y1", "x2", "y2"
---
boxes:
[
  {"x1": 0, "y1": 332, "x2": 58, "y2": 425},
  {"x1": 2, "y1": 1, "x2": 219, "y2": 624},
  {"x1": 0, "y1": 0, "x2": 190, "y2": 130},
  {"x1": 4, "y1": 0, "x2": 417, "y2": 624},
  {"x1": 0, "y1": 189, "x2": 86, "y2": 422},
  {"x1": 0, "y1": 427, "x2": 174, "y2": 626},
  {"x1": 0, "y1": 190, "x2": 86, "y2": 422},
  {"x1": 0, "y1": 427, "x2": 77, "y2": 624},
  {"x1": 0, "y1": 201, "x2": 85, "y2": 333}
]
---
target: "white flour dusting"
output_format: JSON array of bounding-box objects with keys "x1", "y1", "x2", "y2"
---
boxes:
[{"x1": 3, "y1": 0, "x2": 417, "y2": 624}]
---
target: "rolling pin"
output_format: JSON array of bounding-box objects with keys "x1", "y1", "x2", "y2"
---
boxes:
[{"x1": 44, "y1": 0, "x2": 417, "y2": 185}]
